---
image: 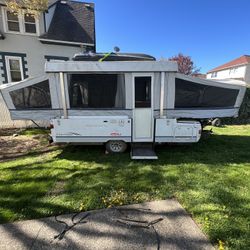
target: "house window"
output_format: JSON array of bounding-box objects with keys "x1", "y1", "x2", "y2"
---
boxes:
[
  {"x1": 24, "y1": 14, "x2": 36, "y2": 33},
  {"x1": 211, "y1": 72, "x2": 217, "y2": 77},
  {"x1": 229, "y1": 67, "x2": 238, "y2": 74},
  {"x1": 6, "y1": 11, "x2": 20, "y2": 32},
  {"x1": 5, "y1": 56, "x2": 24, "y2": 82},
  {"x1": 4, "y1": 9, "x2": 38, "y2": 35}
]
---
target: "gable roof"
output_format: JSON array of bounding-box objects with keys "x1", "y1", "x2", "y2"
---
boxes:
[
  {"x1": 208, "y1": 55, "x2": 250, "y2": 73},
  {"x1": 40, "y1": 1, "x2": 95, "y2": 46}
]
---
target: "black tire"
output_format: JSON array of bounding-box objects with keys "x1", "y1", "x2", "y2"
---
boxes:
[
  {"x1": 105, "y1": 140, "x2": 127, "y2": 153},
  {"x1": 212, "y1": 118, "x2": 222, "y2": 127},
  {"x1": 48, "y1": 135, "x2": 54, "y2": 144}
]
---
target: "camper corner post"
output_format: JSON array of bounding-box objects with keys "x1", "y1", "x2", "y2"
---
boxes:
[
  {"x1": 59, "y1": 72, "x2": 68, "y2": 119},
  {"x1": 160, "y1": 72, "x2": 165, "y2": 118}
]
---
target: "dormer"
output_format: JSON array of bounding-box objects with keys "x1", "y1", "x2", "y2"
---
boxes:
[
  {"x1": 0, "y1": 0, "x2": 95, "y2": 49},
  {"x1": 40, "y1": 1, "x2": 95, "y2": 48}
]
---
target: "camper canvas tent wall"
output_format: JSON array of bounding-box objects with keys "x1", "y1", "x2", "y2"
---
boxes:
[{"x1": 0, "y1": 53, "x2": 246, "y2": 159}]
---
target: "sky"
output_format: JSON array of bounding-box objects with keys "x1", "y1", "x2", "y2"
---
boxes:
[{"x1": 91, "y1": 0, "x2": 250, "y2": 73}]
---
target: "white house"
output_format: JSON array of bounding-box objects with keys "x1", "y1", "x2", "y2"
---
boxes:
[
  {"x1": 0, "y1": 0, "x2": 95, "y2": 128},
  {"x1": 207, "y1": 55, "x2": 250, "y2": 85}
]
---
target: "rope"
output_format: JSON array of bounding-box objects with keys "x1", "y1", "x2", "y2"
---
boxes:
[
  {"x1": 54, "y1": 212, "x2": 90, "y2": 240},
  {"x1": 98, "y1": 52, "x2": 113, "y2": 62},
  {"x1": 53, "y1": 206, "x2": 163, "y2": 249},
  {"x1": 113, "y1": 207, "x2": 163, "y2": 250}
]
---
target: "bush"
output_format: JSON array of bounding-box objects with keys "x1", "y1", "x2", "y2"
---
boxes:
[{"x1": 223, "y1": 87, "x2": 250, "y2": 124}]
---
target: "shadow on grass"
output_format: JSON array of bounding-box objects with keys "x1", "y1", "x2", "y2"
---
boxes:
[
  {"x1": 57, "y1": 134, "x2": 250, "y2": 165},
  {"x1": 0, "y1": 134, "x2": 249, "y2": 249},
  {"x1": 0, "y1": 147, "x2": 56, "y2": 163}
]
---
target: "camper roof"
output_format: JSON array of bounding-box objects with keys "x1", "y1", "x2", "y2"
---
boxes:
[
  {"x1": 45, "y1": 60, "x2": 178, "y2": 73},
  {"x1": 214, "y1": 79, "x2": 247, "y2": 87}
]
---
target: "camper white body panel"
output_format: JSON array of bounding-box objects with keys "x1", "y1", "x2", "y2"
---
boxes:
[
  {"x1": 51, "y1": 116, "x2": 201, "y2": 144},
  {"x1": 155, "y1": 119, "x2": 201, "y2": 143},
  {"x1": 51, "y1": 116, "x2": 132, "y2": 143}
]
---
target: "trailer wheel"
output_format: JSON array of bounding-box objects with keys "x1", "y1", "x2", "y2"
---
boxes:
[
  {"x1": 48, "y1": 135, "x2": 53, "y2": 144},
  {"x1": 212, "y1": 118, "x2": 222, "y2": 127},
  {"x1": 106, "y1": 140, "x2": 127, "y2": 153}
]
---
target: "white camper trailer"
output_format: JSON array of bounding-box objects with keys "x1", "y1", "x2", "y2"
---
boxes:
[{"x1": 0, "y1": 53, "x2": 246, "y2": 159}]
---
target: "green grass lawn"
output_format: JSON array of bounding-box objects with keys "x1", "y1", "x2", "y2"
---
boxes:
[{"x1": 0, "y1": 125, "x2": 250, "y2": 250}]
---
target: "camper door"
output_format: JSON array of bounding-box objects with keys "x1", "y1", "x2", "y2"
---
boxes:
[{"x1": 132, "y1": 73, "x2": 154, "y2": 142}]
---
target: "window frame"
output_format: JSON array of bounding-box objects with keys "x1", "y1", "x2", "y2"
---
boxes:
[
  {"x1": 134, "y1": 76, "x2": 152, "y2": 108},
  {"x1": 23, "y1": 14, "x2": 37, "y2": 34},
  {"x1": 229, "y1": 67, "x2": 238, "y2": 75},
  {"x1": 2, "y1": 8, "x2": 39, "y2": 36},
  {"x1": 174, "y1": 77, "x2": 239, "y2": 109},
  {"x1": 211, "y1": 72, "x2": 217, "y2": 78},
  {"x1": 67, "y1": 73, "x2": 126, "y2": 110},
  {"x1": 6, "y1": 10, "x2": 20, "y2": 32},
  {"x1": 9, "y1": 79, "x2": 52, "y2": 110},
  {"x1": 132, "y1": 73, "x2": 154, "y2": 110},
  {"x1": 5, "y1": 56, "x2": 24, "y2": 83}
]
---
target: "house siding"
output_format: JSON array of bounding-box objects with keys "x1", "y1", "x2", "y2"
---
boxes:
[
  {"x1": 0, "y1": 5, "x2": 4, "y2": 32},
  {"x1": 0, "y1": 34, "x2": 83, "y2": 82},
  {"x1": 44, "y1": 4, "x2": 57, "y2": 32},
  {"x1": 244, "y1": 65, "x2": 250, "y2": 84},
  {"x1": 0, "y1": 6, "x2": 89, "y2": 128},
  {"x1": 207, "y1": 65, "x2": 246, "y2": 80}
]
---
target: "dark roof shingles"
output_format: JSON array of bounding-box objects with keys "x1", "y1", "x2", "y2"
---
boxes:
[
  {"x1": 40, "y1": 1, "x2": 95, "y2": 45},
  {"x1": 48, "y1": 0, "x2": 59, "y2": 7}
]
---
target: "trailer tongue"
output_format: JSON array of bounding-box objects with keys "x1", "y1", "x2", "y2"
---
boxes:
[{"x1": 0, "y1": 53, "x2": 246, "y2": 160}]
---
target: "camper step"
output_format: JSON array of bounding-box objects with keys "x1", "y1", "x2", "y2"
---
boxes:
[{"x1": 131, "y1": 143, "x2": 158, "y2": 160}]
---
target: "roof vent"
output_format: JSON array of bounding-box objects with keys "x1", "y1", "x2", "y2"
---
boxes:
[{"x1": 60, "y1": 0, "x2": 67, "y2": 4}]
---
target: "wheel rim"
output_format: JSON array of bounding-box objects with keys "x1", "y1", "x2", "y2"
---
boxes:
[{"x1": 109, "y1": 141, "x2": 123, "y2": 152}]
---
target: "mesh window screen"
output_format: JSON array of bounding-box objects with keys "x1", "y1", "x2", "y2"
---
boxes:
[
  {"x1": 10, "y1": 80, "x2": 51, "y2": 109},
  {"x1": 68, "y1": 74, "x2": 125, "y2": 109},
  {"x1": 175, "y1": 78, "x2": 239, "y2": 108}
]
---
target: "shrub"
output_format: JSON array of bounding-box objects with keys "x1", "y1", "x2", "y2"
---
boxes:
[{"x1": 223, "y1": 87, "x2": 250, "y2": 124}]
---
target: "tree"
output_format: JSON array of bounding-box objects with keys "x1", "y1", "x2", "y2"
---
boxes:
[
  {"x1": 169, "y1": 53, "x2": 200, "y2": 75},
  {"x1": 6, "y1": 0, "x2": 49, "y2": 17}
]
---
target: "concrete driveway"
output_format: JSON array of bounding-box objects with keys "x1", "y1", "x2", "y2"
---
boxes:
[{"x1": 0, "y1": 199, "x2": 215, "y2": 250}]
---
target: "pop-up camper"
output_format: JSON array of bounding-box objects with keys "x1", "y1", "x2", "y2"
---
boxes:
[{"x1": 0, "y1": 53, "x2": 246, "y2": 159}]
